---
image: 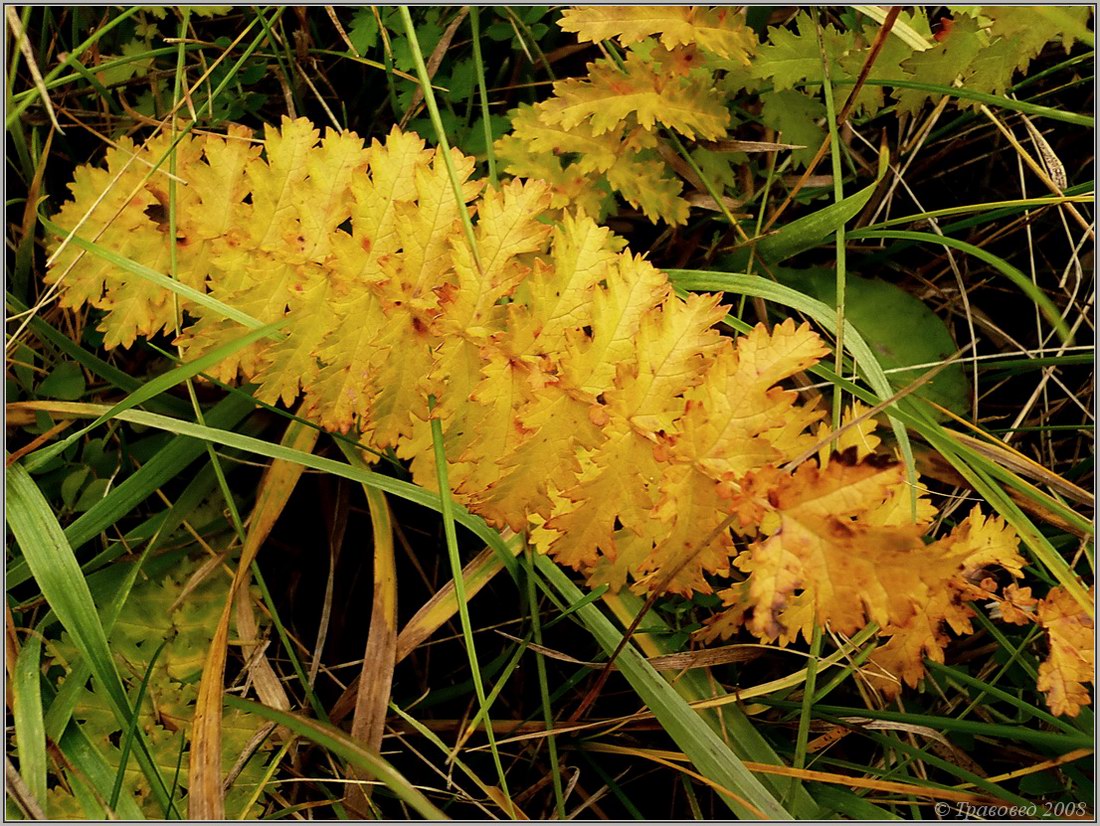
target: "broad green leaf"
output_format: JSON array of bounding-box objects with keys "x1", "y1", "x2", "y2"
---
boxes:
[
  {"x1": 766, "y1": 266, "x2": 970, "y2": 417},
  {"x1": 37, "y1": 361, "x2": 86, "y2": 401}
]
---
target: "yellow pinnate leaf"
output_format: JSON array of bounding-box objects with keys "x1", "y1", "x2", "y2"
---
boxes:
[
  {"x1": 940, "y1": 505, "x2": 1027, "y2": 580},
  {"x1": 817, "y1": 400, "x2": 881, "y2": 468},
  {"x1": 304, "y1": 290, "x2": 389, "y2": 433},
  {"x1": 543, "y1": 53, "x2": 729, "y2": 140},
  {"x1": 448, "y1": 349, "x2": 544, "y2": 506},
  {"x1": 396, "y1": 148, "x2": 481, "y2": 296},
  {"x1": 636, "y1": 462, "x2": 735, "y2": 596},
  {"x1": 561, "y1": 252, "x2": 672, "y2": 396},
  {"x1": 559, "y1": 6, "x2": 757, "y2": 63},
  {"x1": 731, "y1": 459, "x2": 933, "y2": 638},
  {"x1": 247, "y1": 116, "x2": 319, "y2": 252},
  {"x1": 292, "y1": 129, "x2": 369, "y2": 261},
  {"x1": 675, "y1": 321, "x2": 826, "y2": 475},
  {"x1": 476, "y1": 383, "x2": 602, "y2": 530},
  {"x1": 252, "y1": 276, "x2": 332, "y2": 406},
  {"x1": 1037, "y1": 585, "x2": 1094, "y2": 717},
  {"x1": 187, "y1": 125, "x2": 259, "y2": 242},
  {"x1": 367, "y1": 306, "x2": 440, "y2": 448},
  {"x1": 443, "y1": 179, "x2": 552, "y2": 334},
  {"x1": 605, "y1": 290, "x2": 727, "y2": 432},
  {"x1": 47, "y1": 133, "x2": 204, "y2": 342},
  {"x1": 505, "y1": 103, "x2": 627, "y2": 174},
  {"x1": 863, "y1": 478, "x2": 937, "y2": 528},
  {"x1": 546, "y1": 418, "x2": 662, "y2": 573},
  {"x1": 605, "y1": 152, "x2": 690, "y2": 225},
  {"x1": 521, "y1": 213, "x2": 622, "y2": 350}
]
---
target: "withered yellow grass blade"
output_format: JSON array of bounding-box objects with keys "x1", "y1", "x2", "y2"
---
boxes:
[
  {"x1": 341, "y1": 441, "x2": 398, "y2": 816},
  {"x1": 189, "y1": 417, "x2": 320, "y2": 819}
]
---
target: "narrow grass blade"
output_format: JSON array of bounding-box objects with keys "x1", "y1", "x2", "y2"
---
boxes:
[
  {"x1": 23, "y1": 319, "x2": 283, "y2": 473},
  {"x1": 12, "y1": 630, "x2": 47, "y2": 811},
  {"x1": 601, "y1": 588, "x2": 823, "y2": 818},
  {"x1": 38, "y1": 215, "x2": 274, "y2": 334},
  {"x1": 756, "y1": 171, "x2": 882, "y2": 263},
  {"x1": 428, "y1": 399, "x2": 514, "y2": 815},
  {"x1": 223, "y1": 696, "x2": 448, "y2": 819},
  {"x1": 824, "y1": 78, "x2": 1093, "y2": 127},
  {"x1": 7, "y1": 391, "x2": 256, "y2": 590},
  {"x1": 848, "y1": 228, "x2": 1072, "y2": 344},
  {"x1": 6, "y1": 462, "x2": 174, "y2": 815},
  {"x1": 536, "y1": 556, "x2": 793, "y2": 820},
  {"x1": 11, "y1": 401, "x2": 521, "y2": 578}
]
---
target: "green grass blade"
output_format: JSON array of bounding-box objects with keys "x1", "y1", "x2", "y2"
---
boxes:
[
  {"x1": 6, "y1": 462, "x2": 175, "y2": 816},
  {"x1": 819, "y1": 78, "x2": 1093, "y2": 127},
  {"x1": 535, "y1": 556, "x2": 793, "y2": 820},
  {"x1": 756, "y1": 173, "x2": 881, "y2": 263},
  {"x1": 38, "y1": 215, "x2": 276, "y2": 334},
  {"x1": 428, "y1": 398, "x2": 514, "y2": 815},
  {"x1": 601, "y1": 588, "x2": 823, "y2": 817},
  {"x1": 12, "y1": 630, "x2": 48, "y2": 812},
  {"x1": 222, "y1": 696, "x2": 448, "y2": 819},
  {"x1": 8, "y1": 392, "x2": 256, "y2": 590},
  {"x1": 848, "y1": 228, "x2": 1073, "y2": 344},
  {"x1": 23, "y1": 320, "x2": 283, "y2": 473},
  {"x1": 16, "y1": 402, "x2": 521, "y2": 580}
]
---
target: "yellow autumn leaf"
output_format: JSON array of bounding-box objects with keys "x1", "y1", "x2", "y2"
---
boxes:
[
  {"x1": 560, "y1": 6, "x2": 758, "y2": 63},
  {"x1": 1037, "y1": 585, "x2": 1095, "y2": 717}
]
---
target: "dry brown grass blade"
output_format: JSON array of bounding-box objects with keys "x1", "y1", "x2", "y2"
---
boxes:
[
  {"x1": 345, "y1": 486, "x2": 397, "y2": 817},
  {"x1": 330, "y1": 538, "x2": 523, "y2": 724},
  {"x1": 6, "y1": 7, "x2": 61, "y2": 134},
  {"x1": 188, "y1": 418, "x2": 319, "y2": 819}
]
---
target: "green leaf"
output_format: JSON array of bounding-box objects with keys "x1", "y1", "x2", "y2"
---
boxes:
[
  {"x1": 60, "y1": 466, "x2": 91, "y2": 510},
  {"x1": 895, "y1": 15, "x2": 983, "y2": 114},
  {"x1": 758, "y1": 89, "x2": 826, "y2": 167},
  {"x1": 767, "y1": 266, "x2": 970, "y2": 417},
  {"x1": 13, "y1": 631, "x2": 48, "y2": 812},
  {"x1": 752, "y1": 12, "x2": 850, "y2": 91},
  {"x1": 348, "y1": 7, "x2": 379, "y2": 54},
  {"x1": 37, "y1": 361, "x2": 86, "y2": 401}
]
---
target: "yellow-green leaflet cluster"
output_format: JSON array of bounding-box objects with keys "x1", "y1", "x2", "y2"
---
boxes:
[{"x1": 497, "y1": 5, "x2": 1091, "y2": 224}]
